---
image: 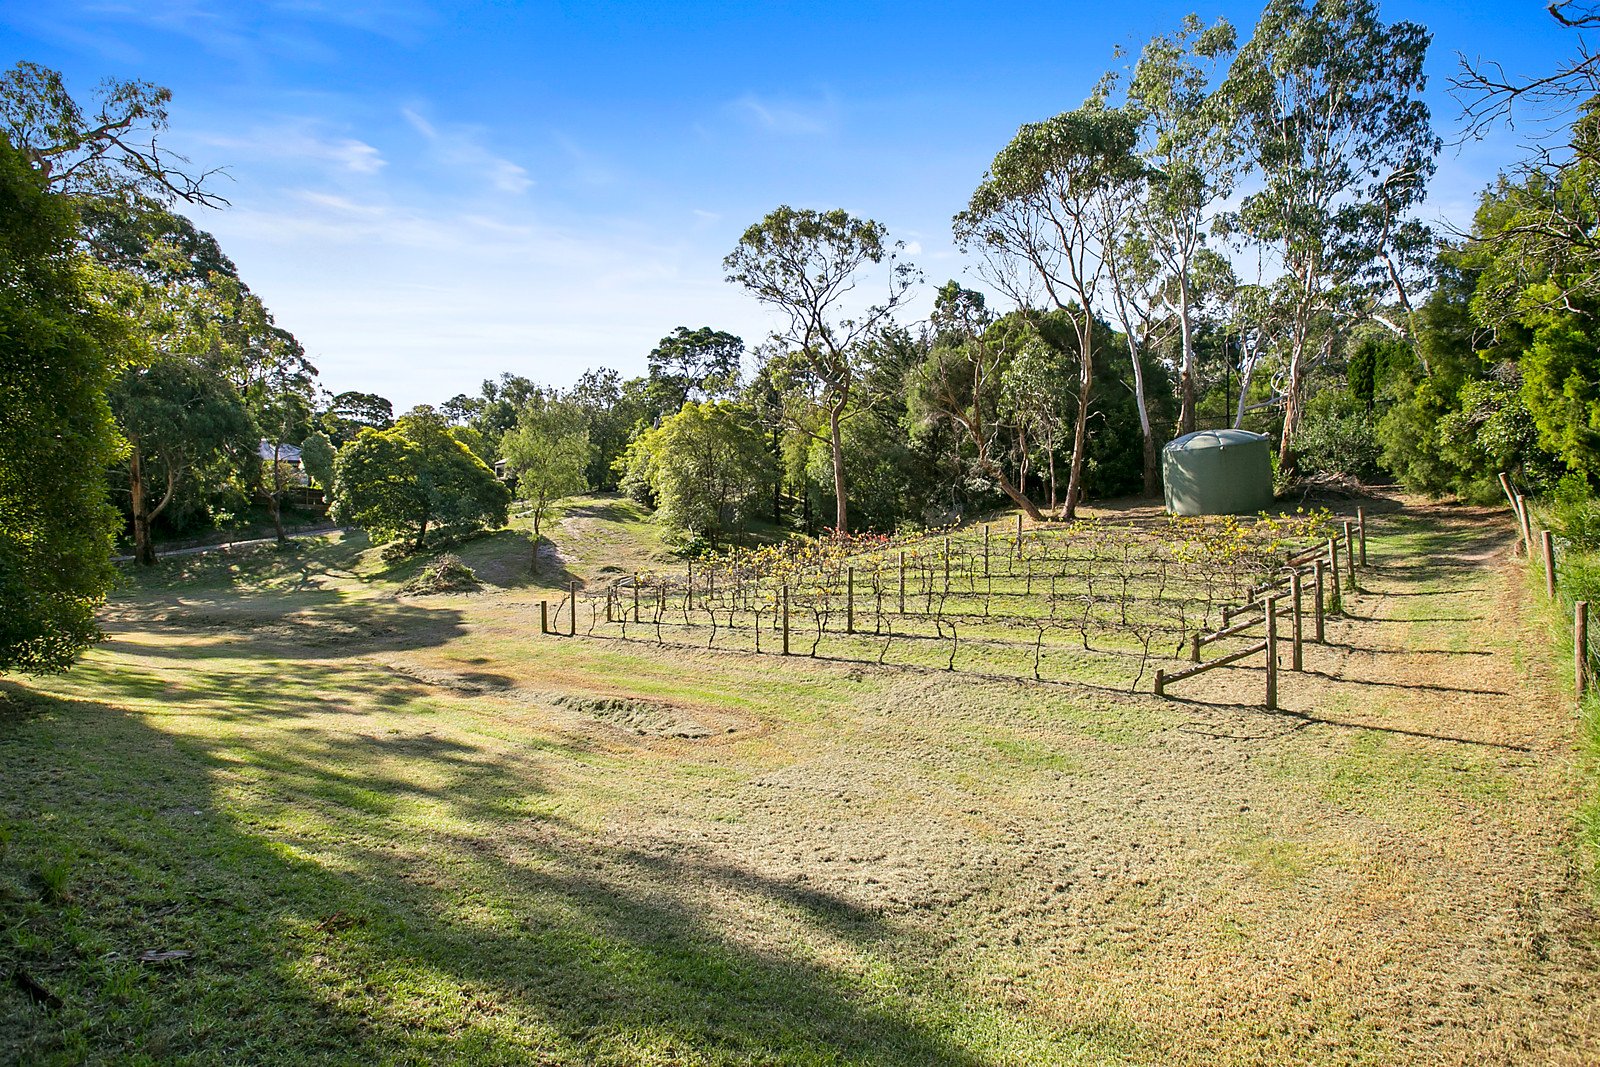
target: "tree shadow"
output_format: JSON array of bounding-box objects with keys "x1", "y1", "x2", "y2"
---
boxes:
[{"x1": 0, "y1": 684, "x2": 1017, "y2": 1064}]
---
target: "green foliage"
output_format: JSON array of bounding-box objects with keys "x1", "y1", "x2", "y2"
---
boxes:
[
  {"x1": 499, "y1": 399, "x2": 589, "y2": 539},
  {"x1": 1521, "y1": 291, "x2": 1600, "y2": 476},
  {"x1": 619, "y1": 401, "x2": 773, "y2": 544},
  {"x1": 0, "y1": 135, "x2": 122, "y2": 674},
  {"x1": 298, "y1": 430, "x2": 334, "y2": 490},
  {"x1": 1291, "y1": 392, "x2": 1382, "y2": 480},
  {"x1": 398, "y1": 553, "x2": 481, "y2": 595},
  {"x1": 647, "y1": 326, "x2": 744, "y2": 411},
  {"x1": 331, "y1": 407, "x2": 509, "y2": 552},
  {"x1": 1551, "y1": 474, "x2": 1600, "y2": 552}
]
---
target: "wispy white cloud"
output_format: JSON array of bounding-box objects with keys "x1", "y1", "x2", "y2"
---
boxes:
[
  {"x1": 194, "y1": 122, "x2": 386, "y2": 175},
  {"x1": 402, "y1": 106, "x2": 532, "y2": 194},
  {"x1": 729, "y1": 93, "x2": 837, "y2": 136}
]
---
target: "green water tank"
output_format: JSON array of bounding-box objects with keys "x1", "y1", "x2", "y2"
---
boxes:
[{"x1": 1162, "y1": 429, "x2": 1275, "y2": 516}]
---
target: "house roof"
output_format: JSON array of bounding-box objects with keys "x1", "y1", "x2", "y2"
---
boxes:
[{"x1": 259, "y1": 439, "x2": 304, "y2": 463}]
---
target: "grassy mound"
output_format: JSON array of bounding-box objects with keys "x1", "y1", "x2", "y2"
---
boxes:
[{"x1": 398, "y1": 553, "x2": 480, "y2": 595}]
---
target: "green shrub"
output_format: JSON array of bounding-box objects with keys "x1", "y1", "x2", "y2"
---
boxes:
[
  {"x1": 1293, "y1": 392, "x2": 1382, "y2": 480},
  {"x1": 399, "y1": 554, "x2": 480, "y2": 595},
  {"x1": 1552, "y1": 475, "x2": 1600, "y2": 553}
]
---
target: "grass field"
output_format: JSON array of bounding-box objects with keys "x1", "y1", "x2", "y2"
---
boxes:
[{"x1": 3, "y1": 494, "x2": 1599, "y2": 1064}]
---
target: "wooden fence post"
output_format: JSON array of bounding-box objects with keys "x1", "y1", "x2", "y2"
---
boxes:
[
  {"x1": 984, "y1": 524, "x2": 990, "y2": 577},
  {"x1": 569, "y1": 582, "x2": 577, "y2": 636},
  {"x1": 633, "y1": 574, "x2": 640, "y2": 622},
  {"x1": 1190, "y1": 632, "x2": 1201, "y2": 663},
  {"x1": 1328, "y1": 539, "x2": 1341, "y2": 613},
  {"x1": 782, "y1": 584, "x2": 790, "y2": 656},
  {"x1": 686, "y1": 560, "x2": 693, "y2": 612},
  {"x1": 1516, "y1": 494, "x2": 1533, "y2": 555},
  {"x1": 1578, "y1": 601, "x2": 1589, "y2": 700},
  {"x1": 1544, "y1": 530, "x2": 1558, "y2": 600},
  {"x1": 1154, "y1": 668, "x2": 1165, "y2": 697},
  {"x1": 898, "y1": 551, "x2": 906, "y2": 613},
  {"x1": 1343, "y1": 521, "x2": 1356, "y2": 587},
  {"x1": 1266, "y1": 597, "x2": 1278, "y2": 711},
  {"x1": 1016, "y1": 513, "x2": 1023, "y2": 558},
  {"x1": 1313, "y1": 560, "x2": 1326, "y2": 642},
  {"x1": 944, "y1": 536, "x2": 951, "y2": 592},
  {"x1": 847, "y1": 566, "x2": 855, "y2": 634},
  {"x1": 1499, "y1": 471, "x2": 1518, "y2": 514},
  {"x1": 1357, "y1": 507, "x2": 1368, "y2": 565},
  {"x1": 1290, "y1": 570, "x2": 1303, "y2": 671},
  {"x1": 540, "y1": 601, "x2": 548, "y2": 634}
]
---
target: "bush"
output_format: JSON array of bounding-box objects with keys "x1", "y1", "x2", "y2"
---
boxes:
[
  {"x1": 1293, "y1": 392, "x2": 1382, "y2": 481},
  {"x1": 399, "y1": 554, "x2": 480, "y2": 595},
  {"x1": 1552, "y1": 475, "x2": 1600, "y2": 552}
]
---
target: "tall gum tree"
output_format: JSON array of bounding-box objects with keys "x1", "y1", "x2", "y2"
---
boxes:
[
  {"x1": 1222, "y1": 0, "x2": 1438, "y2": 472},
  {"x1": 725, "y1": 206, "x2": 918, "y2": 532},
  {"x1": 911, "y1": 283, "x2": 1045, "y2": 520},
  {"x1": 1125, "y1": 14, "x2": 1239, "y2": 436},
  {"x1": 955, "y1": 100, "x2": 1144, "y2": 519}
]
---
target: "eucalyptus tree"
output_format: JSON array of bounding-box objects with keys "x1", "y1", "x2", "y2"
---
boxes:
[
  {"x1": 725, "y1": 206, "x2": 918, "y2": 532},
  {"x1": 954, "y1": 99, "x2": 1144, "y2": 518},
  {"x1": 0, "y1": 136, "x2": 124, "y2": 672},
  {"x1": 647, "y1": 326, "x2": 745, "y2": 413},
  {"x1": 500, "y1": 397, "x2": 590, "y2": 545},
  {"x1": 0, "y1": 61, "x2": 225, "y2": 205},
  {"x1": 1223, "y1": 0, "x2": 1438, "y2": 471},
  {"x1": 1125, "y1": 14, "x2": 1239, "y2": 436},
  {"x1": 911, "y1": 283, "x2": 1045, "y2": 520}
]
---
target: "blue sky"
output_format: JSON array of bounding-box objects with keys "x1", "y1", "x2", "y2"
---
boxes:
[{"x1": 0, "y1": 1, "x2": 1576, "y2": 410}]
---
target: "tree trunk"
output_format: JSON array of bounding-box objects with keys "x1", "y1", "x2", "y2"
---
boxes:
[
  {"x1": 989, "y1": 463, "x2": 1043, "y2": 521},
  {"x1": 130, "y1": 440, "x2": 155, "y2": 567},
  {"x1": 414, "y1": 517, "x2": 429, "y2": 554},
  {"x1": 828, "y1": 406, "x2": 848, "y2": 532},
  {"x1": 1122, "y1": 332, "x2": 1158, "y2": 497},
  {"x1": 1046, "y1": 427, "x2": 1058, "y2": 511},
  {"x1": 1178, "y1": 273, "x2": 1197, "y2": 436},
  {"x1": 1278, "y1": 335, "x2": 1307, "y2": 475},
  {"x1": 771, "y1": 426, "x2": 782, "y2": 525},
  {"x1": 1059, "y1": 322, "x2": 1095, "y2": 521},
  {"x1": 1143, "y1": 432, "x2": 1160, "y2": 499},
  {"x1": 269, "y1": 492, "x2": 285, "y2": 544}
]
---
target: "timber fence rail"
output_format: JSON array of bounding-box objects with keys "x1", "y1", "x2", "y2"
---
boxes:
[
  {"x1": 535, "y1": 510, "x2": 1368, "y2": 697},
  {"x1": 1500, "y1": 471, "x2": 1598, "y2": 704}
]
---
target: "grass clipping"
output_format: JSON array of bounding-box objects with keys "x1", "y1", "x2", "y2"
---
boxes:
[{"x1": 400, "y1": 553, "x2": 481, "y2": 595}]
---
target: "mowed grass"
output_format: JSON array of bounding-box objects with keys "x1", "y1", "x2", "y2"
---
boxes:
[{"x1": 3, "y1": 494, "x2": 1598, "y2": 1064}]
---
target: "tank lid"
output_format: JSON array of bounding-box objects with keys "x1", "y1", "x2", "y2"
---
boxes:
[{"x1": 1163, "y1": 428, "x2": 1271, "y2": 452}]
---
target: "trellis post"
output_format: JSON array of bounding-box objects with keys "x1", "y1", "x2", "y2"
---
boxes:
[
  {"x1": 782, "y1": 584, "x2": 791, "y2": 656},
  {"x1": 632, "y1": 573, "x2": 640, "y2": 622},
  {"x1": 1343, "y1": 521, "x2": 1356, "y2": 587},
  {"x1": 1578, "y1": 601, "x2": 1589, "y2": 700},
  {"x1": 1313, "y1": 560, "x2": 1326, "y2": 642},
  {"x1": 1265, "y1": 598, "x2": 1278, "y2": 710},
  {"x1": 984, "y1": 524, "x2": 990, "y2": 577},
  {"x1": 1544, "y1": 530, "x2": 1557, "y2": 599},
  {"x1": 569, "y1": 582, "x2": 578, "y2": 636},
  {"x1": 1290, "y1": 570, "x2": 1303, "y2": 671},
  {"x1": 898, "y1": 551, "x2": 906, "y2": 613},
  {"x1": 1328, "y1": 539, "x2": 1341, "y2": 613},
  {"x1": 1356, "y1": 507, "x2": 1368, "y2": 565},
  {"x1": 847, "y1": 566, "x2": 855, "y2": 634},
  {"x1": 540, "y1": 601, "x2": 548, "y2": 634}
]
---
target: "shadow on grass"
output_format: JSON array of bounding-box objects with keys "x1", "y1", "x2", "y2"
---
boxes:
[{"x1": 0, "y1": 683, "x2": 1006, "y2": 1065}]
